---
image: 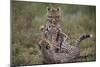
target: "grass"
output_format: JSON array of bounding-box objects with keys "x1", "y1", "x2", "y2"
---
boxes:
[{"x1": 11, "y1": 1, "x2": 96, "y2": 66}]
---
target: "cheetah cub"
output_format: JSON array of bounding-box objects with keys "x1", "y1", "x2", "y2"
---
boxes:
[{"x1": 39, "y1": 7, "x2": 69, "y2": 52}]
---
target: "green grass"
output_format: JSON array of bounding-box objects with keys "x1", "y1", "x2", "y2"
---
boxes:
[{"x1": 11, "y1": 1, "x2": 96, "y2": 66}]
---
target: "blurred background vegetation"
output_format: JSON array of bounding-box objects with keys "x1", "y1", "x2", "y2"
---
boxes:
[{"x1": 11, "y1": 1, "x2": 96, "y2": 66}]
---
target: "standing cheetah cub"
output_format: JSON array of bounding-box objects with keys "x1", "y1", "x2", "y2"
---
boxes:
[{"x1": 39, "y1": 7, "x2": 69, "y2": 52}]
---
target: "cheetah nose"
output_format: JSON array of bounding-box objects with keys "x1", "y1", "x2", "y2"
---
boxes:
[
  {"x1": 52, "y1": 19, "x2": 56, "y2": 24},
  {"x1": 52, "y1": 19, "x2": 56, "y2": 22}
]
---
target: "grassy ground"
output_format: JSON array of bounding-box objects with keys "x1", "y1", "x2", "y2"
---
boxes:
[{"x1": 11, "y1": 1, "x2": 96, "y2": 66}]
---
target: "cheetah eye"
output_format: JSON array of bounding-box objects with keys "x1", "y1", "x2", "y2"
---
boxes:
[
  {"x1": 55, "y1": 16, "x2": 59, "y2": 18},
  {"x1": 48, "y1": 16, "x2": 52, "y2": 18},
  {"x1": 47, "y1": 18, "x2": 52, "y2": 22}
]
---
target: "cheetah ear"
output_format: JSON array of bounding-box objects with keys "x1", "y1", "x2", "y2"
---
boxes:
[
  {"x1": 47, "y1": 7, "x2": 50, "y2": 11},
  {"x1": 40, "y1": 25, "x2": 44, "y2": 31},
  {"x1": 57, "y1": 8, "x2": 60, "y2": 11}
]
